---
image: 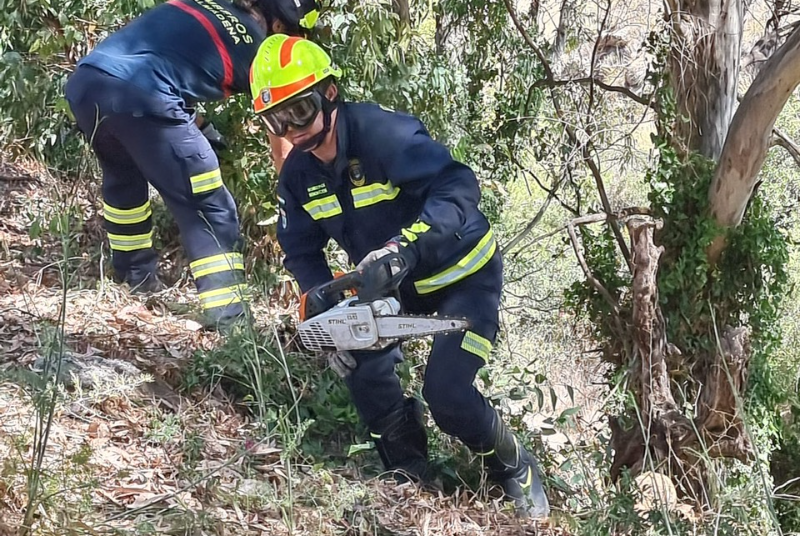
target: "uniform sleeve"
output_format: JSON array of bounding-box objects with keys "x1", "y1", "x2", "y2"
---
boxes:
[
  {"x1": 276, "y1": 181, "x2": 333, "y2": 293},
  {"x1": 382, "y1": 125, "x2": 481, "y2": 269}
]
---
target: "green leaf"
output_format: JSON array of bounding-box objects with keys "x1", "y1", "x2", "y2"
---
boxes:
[
  {"x1": 558, "y1": 406, "x2": 581, "y2": 421},
  {"x1": 347, "y1": 442, "x2": 374, "y2": 457}
]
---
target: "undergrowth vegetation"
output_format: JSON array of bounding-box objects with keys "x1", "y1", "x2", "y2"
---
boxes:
[{"x1": 2, "y1": 0, "x2": 800, "y2": 534}]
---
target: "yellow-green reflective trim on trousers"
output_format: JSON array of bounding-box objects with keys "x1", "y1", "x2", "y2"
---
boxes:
[
  {"x1": 370, "y1": 432, "x2": 381, "y2": 439},
  {"x1": 461, "y1": 331, "x2": 492, "y2": 361},
  {"x1": 103, "y1": 201, "x2": 152, "y2": 225},
  {"x1": 302, "y1": 194, "x2": 342, "y2": 220},
  {"x1": 521, "y1": 466, "x2": 533, "y2": 489},
  {"x1": 108, "y1": 231, "x2": 153, "y2": 252},
  {"x1": 190, "y1": 253, "x2": 245, "y2": 278},
  {"x1": 413, "y1": 230, "x2": 496, "y2": 295},
  {"x1": 190, "y1": 169, "x2": 223, "y2": 194},
  {"x1": 352, "y1": 182, "x2": 400, "y2": 208},
  {"x1": 198, "y1": 284, "x2": 248, "y2": 310},
  {"x1": 401, "y1": 221, "x2": 431, "y2": 243}
]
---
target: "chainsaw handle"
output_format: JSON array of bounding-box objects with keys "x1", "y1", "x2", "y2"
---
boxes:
[
  {"x1": 299, "y1": 271, "x2": 362, "y2": 321},
  {"x1": 357, "y1": 252, "x2": 409, "y2": 302},
  {"x1": 299, "y1": 253, "x2": 409, "y2": 321}
]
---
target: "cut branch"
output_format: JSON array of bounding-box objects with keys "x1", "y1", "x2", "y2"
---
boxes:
[{"x1": 628, "y1": 219, "x2": 682, "y2": 424}]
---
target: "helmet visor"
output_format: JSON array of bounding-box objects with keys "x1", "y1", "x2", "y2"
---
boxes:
[{"x1": 262, "y1": 91, "x2": 322, "y2": 137}]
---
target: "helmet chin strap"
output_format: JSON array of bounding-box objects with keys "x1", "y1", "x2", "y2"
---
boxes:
[{"x1": 294, "y1": 95, "x2": 337, "y2": 153}]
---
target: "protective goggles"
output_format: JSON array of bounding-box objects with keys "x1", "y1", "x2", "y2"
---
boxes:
[{"x1": 261, "y1": 90, "x2": 322, "y2": 137}]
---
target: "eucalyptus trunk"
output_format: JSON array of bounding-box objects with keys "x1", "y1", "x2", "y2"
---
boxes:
[{"x1": 609, "y1": 0, "x2": 800, "y2": 502}]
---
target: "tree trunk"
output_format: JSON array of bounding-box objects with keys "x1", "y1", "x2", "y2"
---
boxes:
[
  {"x1": 392, "y1": 0, "x2": 410, "y2": 29},
  {"x1": 611, "y1": 220, "x2": 753, "y2": 501},
  {"x1": 665, "y1": 0, "x2": 743, "y2": 160},
  {"x1": 608, "y1": 0, "x2": 800, "y2": 499},
  {"x1": 551, "y1": 0, "x2": 575, "y2": 73}
]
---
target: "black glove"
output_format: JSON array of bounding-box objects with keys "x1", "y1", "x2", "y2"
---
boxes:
[{"x1": 199, "y1": 119, "x2": 228, "y2": 151}]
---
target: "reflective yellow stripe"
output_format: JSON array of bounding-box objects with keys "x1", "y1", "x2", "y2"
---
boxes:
[
  {"x1": 477, "y1": 448, "x2": 495, "y2": 456},
  {"x1": 190, "y1": 169, "x2": 223, "y2": 194},
  {"x1": 521, "y1": 466, "x2": 533, "y2": 489},
  {"x1": 461, "y1": 331, "x2": 492, "y2": 361},
  {"x1": 401, "y1": 221, "x2": 431, "y2": 243},
  {"x1": 369, "y1": 432, "x2": 381, "y2": 439},
  {"x1": 103, "y1": 201, "x2": 152, "y2": 225},
  {"x1": 108, "y1": 231, "x2": 153, "y2": 252},
  {"x1": 302, "y1": 194, "x2": 342, "y2": 220},
  {"x1": 198, "y1": 284, "x2": 248, "y2": 310},
  {"x1": 414, "y1": 230, "x2": 496, "y2": 294},
  {"x1": 352, "y1": 182, "x2": 401, "y2": 208},
  {"x1": 189, "y1": 253, "x2": 245, "y2": 278},
  {"x1": 299, "y1": 8, "x2": 318, "y2": 29}
]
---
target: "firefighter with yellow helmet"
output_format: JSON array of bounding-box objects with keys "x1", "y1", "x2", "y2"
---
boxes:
[{"x1": 250, "y1": 34, "x2": 550, "y2": 518}]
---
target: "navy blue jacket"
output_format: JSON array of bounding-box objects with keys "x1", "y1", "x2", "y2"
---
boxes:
[
  {"x1": 79, "y1": 0, "x2": 265, "y2": 109},
  {"x1": 277, "y1": 102, "x2": 496, "y2": 296}
]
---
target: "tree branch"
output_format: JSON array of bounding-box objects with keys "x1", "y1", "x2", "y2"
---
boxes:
[
  {"x1": 736, "y1": 92, "x2": 800, "y2": 168},
  {"x1": 567, "y1": 216, "x2": 621, "y2": 316},
  {"x1": 587, "y1": 0, "x2": 613, "y2": 118},
  {"x1": 502, "y1": 0, "x2": 633, "y2": 270},
  {"x1": 502, "y1": 193, "x2": 554, "y2": 254},
  {"x1": 533, "y1": 77, "x2": 654, "y2": 108},
  {"x1": 708, "y1": 25, "x2": 800, "y2": 263},
  {"x1": 500, "y1": 0, "x2": 553, "y2": 79},
  {"x1": 770, "y1": 126, "x2": 800, "y2": 167},
  {"x1": 581, "y1": 142, "x2": 633, "y2": 271}
]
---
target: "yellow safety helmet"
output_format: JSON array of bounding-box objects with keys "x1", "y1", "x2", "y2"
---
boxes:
[{"x1": 250, "y1": 34, "x2": 341, "y2": 115}]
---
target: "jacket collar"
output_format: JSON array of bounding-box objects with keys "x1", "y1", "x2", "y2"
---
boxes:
[{"x1": 329, "y1": 102, "x2": 350, "y2": 180}]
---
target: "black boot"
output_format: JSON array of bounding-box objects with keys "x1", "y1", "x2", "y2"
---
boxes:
[
  {"x1": 470, "y1": 414, "x2": 550, "y2": 519},
  {"x1": 128, "y1": 273, "x2": 166, "y2": 295},
  {"x1": 370, "y1": 397, "x2": 429, "y2": 482}
]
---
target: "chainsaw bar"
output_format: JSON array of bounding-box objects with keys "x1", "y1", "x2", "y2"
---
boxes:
[{"x1": 375, "y1": 315, "x2": 470, "y2": 339}]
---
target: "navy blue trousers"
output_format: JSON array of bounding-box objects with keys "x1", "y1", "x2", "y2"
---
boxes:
[
  {"x1": 65, "y1": 65, "x2": 244, "y2": 322},
  {"x1": 345, "y1": 251, "x2": 503, "y2": 448}
]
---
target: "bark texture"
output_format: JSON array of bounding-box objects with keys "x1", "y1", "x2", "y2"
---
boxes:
[
  {"x1": 665, "y1": 0, "x2": 743, "y2": 160},
  {"x1": 610, "y1": 220, "x2": 752, "y2": 500}
]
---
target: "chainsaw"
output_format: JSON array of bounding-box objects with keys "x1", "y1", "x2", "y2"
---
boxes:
[{"x1": 297, "y1": 253, "x2": 471, "y2": 353}]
